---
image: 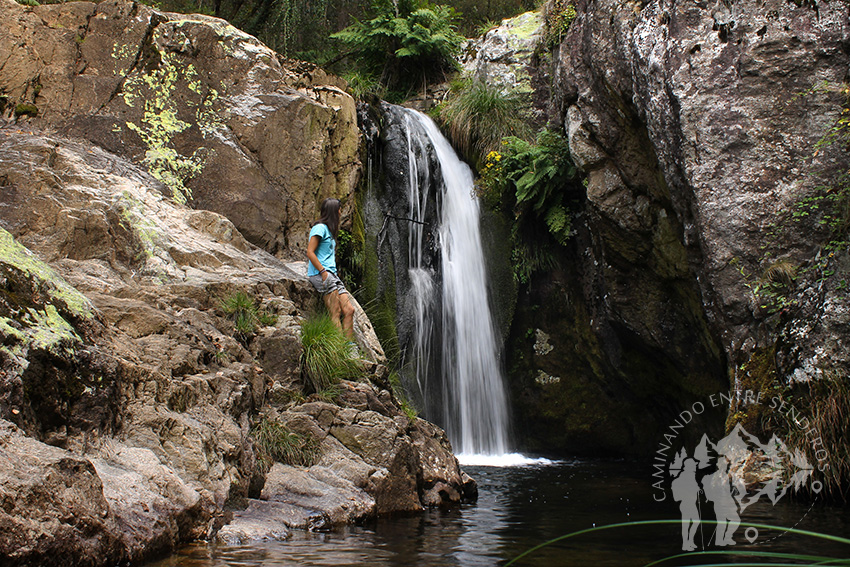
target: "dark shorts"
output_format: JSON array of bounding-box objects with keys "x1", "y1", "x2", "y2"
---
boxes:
[{"x1": 308, "y1": 271, "x2": 348, "y2": 296}]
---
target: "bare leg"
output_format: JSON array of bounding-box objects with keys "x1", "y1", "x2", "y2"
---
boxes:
[
  {"x1": 323, "y1": 292, "x2": 342, "y2": 332},
  {"x1": 338, "y1": 292, "x2": 355, "y2": 340}
]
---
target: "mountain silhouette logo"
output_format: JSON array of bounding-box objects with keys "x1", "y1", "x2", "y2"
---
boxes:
[{"x1": 665, "y1": 422, "x2": 820, "y2": 550}]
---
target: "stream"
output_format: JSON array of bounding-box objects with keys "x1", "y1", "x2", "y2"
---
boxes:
[{"x1": 149, "y1": 458, "x2": 850, "y2": 566}]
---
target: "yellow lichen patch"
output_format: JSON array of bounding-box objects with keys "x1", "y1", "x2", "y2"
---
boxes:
[
  {"x1": 111, "y1": 43, "x2": 137, "y2": 64},
  {"x1": 0, "y1": 228, "x2": 93, "y2": 320},
  {"x1": 120, "y1": 38, "x2": 223, "y2": 204},
  {"x1": 506, "y1": 11, "x2": 543, "y2": 41},
  {"x1": 25, "y1": 305, "x2": 82, "y2": 354},
  {"x1": 0, "y1": 306, "x2": 82, "y2": 360}
]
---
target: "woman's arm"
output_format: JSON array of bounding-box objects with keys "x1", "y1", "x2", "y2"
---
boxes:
[{"x1": 306, "y1": 235, "x2": 328, "y2": 280}]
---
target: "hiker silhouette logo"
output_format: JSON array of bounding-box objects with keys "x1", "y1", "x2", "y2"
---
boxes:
[{"x1": 652, "y1": 392, "x2": 826, "y2": 550}]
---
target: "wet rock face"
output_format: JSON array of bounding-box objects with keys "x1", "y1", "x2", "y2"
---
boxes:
[
  {"x1": 517, "y1": 0, "x2": 850, "y2": 452},
  {"x1": 359, "y1": 102, "x2": 445, "y2": 398},
  {"x1": 0, "y1": 0, "x2": 360, "y2": 256}
]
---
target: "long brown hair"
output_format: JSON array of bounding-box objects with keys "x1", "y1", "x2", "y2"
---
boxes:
[{"x1": 317, "y1": 198, "x2": 340, "y2": 240}]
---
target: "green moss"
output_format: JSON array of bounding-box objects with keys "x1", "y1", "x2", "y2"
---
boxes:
[
  {"x1": 0, "y1": 317, "x2": 26, "y2": 360},
  {"x1": 25, "y1": 305, "x2": 81, "y2": 354},
  {"x1": 0, "y1": 228, "x2": 93, "y2": 320},
  {"x1": 14, "y1": 103, "x2": 38, "y2": 118},
  {"x1": 507, "y1": 11, "x2": 543, "y2": 41},
  {"x1": 651, "y1": 212, "x2": 689, "y2": 279},
  {"x1": 725, "y1": 344, "x2": 782, "y2": 436}
]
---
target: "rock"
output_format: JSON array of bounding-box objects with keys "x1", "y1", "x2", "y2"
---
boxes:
[
  {"x1": 461, "y1": 11, "x2": 543, "y2": 94},
  {"x1": 216, "y1": 500, "x2": 300, "y2": 544},
  {"x1": 261, "y1": 463, "x2": 376, "y2": 526},
  {"x1": 278, "y1": 381, "x2": 473, "y2": 515},
  {"x1": 92, "y1": 444, "x2": 206, "y2": 562},
  {"x1": 0, "y1": 0, "x2": 360, "y2": 257},
  {"x1": 0, "y1": 125, "x2": 450, "y2": 564},
  {"x1": 512, "y1": 0, "x2": 850, "y2": 453},
  {"x1": 410, "y1": 418, "x2": 472, "y2": 506},
  {"x1": 0, "y1": 420, "x2": 124, "y2": 567},
  {"x1": 460, "y1": 11, "x2": 549, "y2": 123}
]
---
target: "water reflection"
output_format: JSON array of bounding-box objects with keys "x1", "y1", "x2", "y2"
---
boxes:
[{"x1": 149, "y1": 459, "x2": 850, "y2": 567}]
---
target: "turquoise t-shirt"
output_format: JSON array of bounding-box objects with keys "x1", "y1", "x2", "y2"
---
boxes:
[{"x1": 307, "y1": 223, "x2": 337, "y2": 276}]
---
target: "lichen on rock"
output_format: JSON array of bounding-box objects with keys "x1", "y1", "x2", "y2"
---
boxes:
[
  {"x1": 0, "y1": 0, "x2": 361, "y2": 256},
  {"x1": 0, "y1": 228, "x2": 93, "y2": 321}
]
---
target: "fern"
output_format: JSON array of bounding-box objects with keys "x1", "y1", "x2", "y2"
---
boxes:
[
  {"x1": 479, "y1": 129, "x2": 580, "y2": 282},
  {"x1": 331, "y1": 1, "x2": 463, "y2": 93}
]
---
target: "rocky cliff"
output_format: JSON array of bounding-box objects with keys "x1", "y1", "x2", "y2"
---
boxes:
[
  {"x1": 0, "y1": 2, "x2": 474, "y2": 564},
  {"x1": 0, "y1": 0, "x2": 359, "y2": 256},
  {"x1": 505, "y1": 0, "x2": 849, "y2": 453}
]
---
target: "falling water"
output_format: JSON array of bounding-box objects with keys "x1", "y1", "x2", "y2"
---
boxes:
[{"x1": 402, "y1": 109, "x2": 510, "y2": 458}]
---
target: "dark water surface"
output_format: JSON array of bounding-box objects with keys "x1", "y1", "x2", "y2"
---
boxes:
[{"x1": 150, "y1": 459, "x2": 850, "y2": 566}]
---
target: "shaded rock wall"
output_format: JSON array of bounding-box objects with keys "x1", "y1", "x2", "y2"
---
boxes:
[
  {"x1": 0, "y1": 0, "x2": 360, "y2": 256},
  {"x1": 509, "y1": 0, "x2": 850, "y2": 453}
]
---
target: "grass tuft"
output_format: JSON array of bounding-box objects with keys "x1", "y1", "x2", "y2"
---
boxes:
[
  {"x1": 300, "y1": 312, "x2": 364, "y2": 392},
  {"x1": 779, "y1": 370, "x2": 850, "y2": 500},
  {"x1": 762, "y1": 258, "x2": 797, "y2": 287},
  {"x1": 438, "y1": 78, "x2": 531, "y2": 168},
  {"x1": 219, "y1": 290, "x2": 277, "y2": 343},
  {"x1": 251, "y1": 417, "x2": 320, "y2": 471}
]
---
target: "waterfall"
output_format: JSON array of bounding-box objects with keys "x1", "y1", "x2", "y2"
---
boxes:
[{"x1": 401, "y1": 109, "x2": 510, "y2": 457}]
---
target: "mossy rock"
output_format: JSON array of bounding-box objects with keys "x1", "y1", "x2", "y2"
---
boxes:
[{"x1": 14, "y1": 103, "x2": 38, "y2": 118}]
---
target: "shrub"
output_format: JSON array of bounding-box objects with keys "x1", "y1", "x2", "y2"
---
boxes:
[
  {"x1": 300, "y1": 312, "x2": 364, "y2": 392},
  {"x1": 337, "y1": 227, "x2": 365, "y2": 292},
  {"x1": 438, "y1": 78, "x2": 531, "y2": 168},
  {"x1": 767, "y1": 371, "x2": 850, "y2": 500},
  {"x1": 252, "y1": 417, "x2": 320, "y2": 470},
  {"x1": 341, "y1": 71, "x2": 384, "y2": 100},
  {"x1": 543, "y1": 0, "x2": 577, "y2": 48}
]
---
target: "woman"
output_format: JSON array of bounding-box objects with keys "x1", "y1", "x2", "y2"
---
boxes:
[{"x1": 306, "y1": 198, "x2": 355, "y2": 341}]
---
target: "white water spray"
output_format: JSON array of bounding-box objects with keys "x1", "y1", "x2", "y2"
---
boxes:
[{"x1": 402, "y1": 109, "x2": 510, "y2": 458}]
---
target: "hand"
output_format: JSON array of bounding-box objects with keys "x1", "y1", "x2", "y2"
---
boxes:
[{"x1": 321, "y1": 270, "x2": 328, "y2": 281}]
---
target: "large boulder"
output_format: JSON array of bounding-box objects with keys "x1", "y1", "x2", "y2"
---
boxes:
[
  {"x1": 0, "y1": 420, "x2": 124, "y2": 567},
  {"x1": 461, "y1": 11, "x2": 544, "y2": 92},
  {"x1": 0, "y1": 0, "x2": 360, "y2": 256},
  {"x1": 460, "y1": 11, "x2": 549, "y2": 123}
]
